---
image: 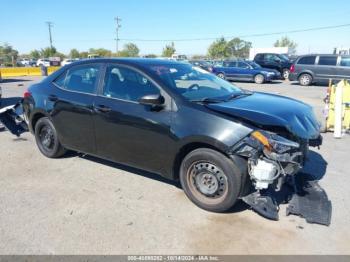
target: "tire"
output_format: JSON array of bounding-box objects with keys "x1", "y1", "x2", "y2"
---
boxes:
[
  {"x1": 179, "y1": 148, "x2": 242, "y2": 212},
  {"x1": 282, "y1": 69, "x2": 290, "y2": 80},
  {"x1": 254, "y1": 74, "x2": 265, "y2": 84},
  {"x1": 298, "y1": 73, "x2": 313, "y2": 86},
  {"x1": 217, "y1": 73, "x2": 225, "y2": 80},
  {"x1": 34, "y1": 117, "x2": 66, "y2": 158}
]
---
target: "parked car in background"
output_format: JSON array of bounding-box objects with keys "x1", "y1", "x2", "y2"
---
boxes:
[
  {"x1": 17, "y1": 58, "x2": 36, "y2": 66},
  {"x1": 254, "y1": 53, "x2": 292, "y2": 79},
  {"x1": 188, "y1": 60, "x2": 212, "y2": 71},
  {"x1": 62, "y1": 59, "x2": 77, "y2": 67},
  {"x1": 36, "y1": 59, "x2": 50, "y2": 67},
  {"x1": 289, "y1": 54, "x2": 350, "y2": 86},
  {"x1": 210, "y1": 60, "x2": 281, "y2": 84},
  {"x1": 12, "y1": 58, "x2": 324, "y2": 218}
]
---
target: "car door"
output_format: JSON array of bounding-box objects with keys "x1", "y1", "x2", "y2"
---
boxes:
[
  {"x1": 92, "y1": 63, "x2": 174, "y2": 174},
  {"x1": 51, "y1": 63, "x2": 101, "y2": 153},
  {"x1": 338, "y1": 56, "x2": 350, "y2": 80},
  {"x1": 223, "y1": 61, "x2": 238, "y2": 79},
  {"x1": 263, "y1": 54, "x2": 280, "y2": 71},
  {"x1": 314, "y1": 55, "x2": 338, "y2": 81},
  {"x1": 236, "y1": 61, "x2": 254, "y2": 81}
]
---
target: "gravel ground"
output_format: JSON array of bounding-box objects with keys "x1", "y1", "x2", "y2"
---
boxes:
[{"x1": 0, "y1": 76, "x2": 349, "y2": 255}]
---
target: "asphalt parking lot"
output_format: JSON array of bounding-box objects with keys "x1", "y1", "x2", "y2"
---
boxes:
[{"x1": 0, "y1": 76, "x2": 349, "y2": 255}]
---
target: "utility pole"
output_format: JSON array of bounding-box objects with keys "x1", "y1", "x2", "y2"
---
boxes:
[
  {"x1": 46, "y1": 21, "x2": 54, "y2": 49},
  {"x1": 114, "y1": 17, "x2": 122, "y2": 54}
]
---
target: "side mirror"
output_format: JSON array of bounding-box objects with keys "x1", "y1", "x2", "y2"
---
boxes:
[{"x1": 138, "y1": 94, "x2": 165, "y2": 106}]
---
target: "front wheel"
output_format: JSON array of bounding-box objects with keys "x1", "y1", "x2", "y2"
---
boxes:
[
  {"x1": 35, "y1": 117, "x2": 66, "y2": 158},
  {"x1": 254, "y1": 74, "x2": 265, "y2": 84},
  {"x1": 180, "y1": 148, "x2": 242, "y2": 212}
]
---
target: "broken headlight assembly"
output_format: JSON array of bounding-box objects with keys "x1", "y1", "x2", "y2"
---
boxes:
[{"x1": 232, "y1": 130, "x2": 302, "y2": 190}]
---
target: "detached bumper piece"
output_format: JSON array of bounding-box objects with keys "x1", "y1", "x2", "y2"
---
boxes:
[
  {"x1": 0, "y1": 102, "x2": 28, "y2": 137},
  {"x1": 242, "y1": 192, "x2": 279, "y2": 220},
  {"x1": 286, "y1": 177, "x2": 332, "y2": 226},
  {"x1": 242, "y1": 173, "x2": 332, "y2": 226}
]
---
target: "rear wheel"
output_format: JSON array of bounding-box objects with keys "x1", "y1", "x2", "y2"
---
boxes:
[
  {"x1": 35, "y1": 117, "x2": 66, "y2": 158},
  {"x1": 217, "y1": 73, "x2": 225, "y2": 80},
  {"x1": 298, "y1": 73, "x2": 313, "y2": 86},
  {"x1": 179, "y1": 148, "x2": 242, "y2": 212},
  {"x1": 254, "y1": 74, "x2": 265, "y2": 84},
  {"x1": 282, "y1": 69, "x2": 290, "y2": 80}
]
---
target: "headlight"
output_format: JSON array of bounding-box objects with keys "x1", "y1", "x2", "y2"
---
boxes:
[{"x1": 251, "y1": 130, "x2": 299, "y2": 154}]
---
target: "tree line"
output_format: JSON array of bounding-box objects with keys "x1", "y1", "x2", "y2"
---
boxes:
[{"x1": 0, "y1": 36, "x2": 297, "y2": 66}]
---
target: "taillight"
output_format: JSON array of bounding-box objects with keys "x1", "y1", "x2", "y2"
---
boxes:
[
  {"x1": 23, "y1": 90, "x2": 31, "y2": 98},
  {"x1": 290, "y1": 64, "x2": 295, "y2": 73}
]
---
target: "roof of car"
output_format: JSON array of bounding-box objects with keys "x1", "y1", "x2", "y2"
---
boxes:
[{"x1": 72, "y1": 58, "x2": 188, "y2": 66}]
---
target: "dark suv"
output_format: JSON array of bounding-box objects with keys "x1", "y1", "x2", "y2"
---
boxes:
[
  {"x1": 254, "y1": 53, "x2": 292, "y2": 79},
  {"x1": 289, "y1": 54, "x2": 350, "y2": 86}
]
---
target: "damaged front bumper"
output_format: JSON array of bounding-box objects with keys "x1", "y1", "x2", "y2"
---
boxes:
[
  {"x1": 231, "y1": 130, "x2": 331, "y2": 226},
  {"x1": 0, "y1": 101, "x2": 28, "y2": 137}
]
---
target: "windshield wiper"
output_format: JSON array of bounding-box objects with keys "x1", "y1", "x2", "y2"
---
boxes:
[
  {"x1": 225, "y1": 91, "x2": 253, "y2": 101},
  {"x1": 190, "y1": 91, "x2": 253, "y2": 104},
  {"x1": 190, "y1": 97, "x2": 226, "y2": 104}
]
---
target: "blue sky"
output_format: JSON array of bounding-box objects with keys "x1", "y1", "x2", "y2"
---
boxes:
[{"x1": 1, "y1": 0, "x2": 350, "y2": 55}]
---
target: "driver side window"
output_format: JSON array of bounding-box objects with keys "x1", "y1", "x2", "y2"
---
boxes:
[{"x1": 103, "y1": 65, "x2": 160, "y2": 102}]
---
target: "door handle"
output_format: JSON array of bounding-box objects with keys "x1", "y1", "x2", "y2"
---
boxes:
[
  {"x1": 48, "y1": 95, "x2": 58, "y2": 102},
  {"x1": 94, "y1": 105, "x2": 111, "y2": 113}
]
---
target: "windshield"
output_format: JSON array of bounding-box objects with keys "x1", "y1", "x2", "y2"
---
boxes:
[
  {"x1": 149, "y1": 63, "x2": 242, "y2": 101},
  {"x1": 277, "y1": 54, "x2": 289, "y2": 62}
]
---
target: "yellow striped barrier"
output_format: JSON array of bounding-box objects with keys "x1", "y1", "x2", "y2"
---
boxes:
[{"x1": 0, "y1": 66, "x2": 60, "y2": 77}]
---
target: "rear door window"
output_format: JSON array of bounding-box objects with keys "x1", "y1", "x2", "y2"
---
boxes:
[
  {"x1": 340, "y1": 57, "x2": 350, "y2": 67},
  {"x1": 318, "y1": 56, "x2": 338, "y2": 66},
  {"x1": 64, "y1": 64, "x2": 100, "y2": 94},
  {"x1": 237, "y1": 62, "x2": 249, "y2": 68},
  {"x1": 255, "y1": 54, "x2": 263, "y2": 61},
  {"x1": 103, "y1": 65, "x2": 160, "y2": 102},
  {"x1": 297, "y1": 56, "x2": 316, "y2": 65}
]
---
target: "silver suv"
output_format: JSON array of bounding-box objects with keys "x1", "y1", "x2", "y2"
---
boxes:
[{"x1": 289, "y1": 54, "x2": 350, "y2": 86}]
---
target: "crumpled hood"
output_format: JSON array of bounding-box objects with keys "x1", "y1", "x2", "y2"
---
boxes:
[{"x1": 206, "y1": 92, "x2": 320, "y2": 139}]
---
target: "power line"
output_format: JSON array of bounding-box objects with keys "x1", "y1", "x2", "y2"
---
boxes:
[
  {"x1": 46, "y1": 21, "x2": 54, "y2": 48},
  {"x1": 118, "y1": 23, "x2": 350, "y2": 42}
]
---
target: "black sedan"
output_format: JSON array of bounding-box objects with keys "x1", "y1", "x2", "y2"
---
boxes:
[{"x1": 16, "y1": 58, "x2": 329, "y2": 222}]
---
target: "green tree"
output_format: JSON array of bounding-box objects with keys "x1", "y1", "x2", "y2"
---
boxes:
[
  {"x1": 0, "y1": 43, "x2": 19, "y2": 66},
  {"x1": 79, "y1": 51, "x2": 89, "y2": 58},
  {"x1": 207, "y1": 37, "x2": 228, "y2": 59},
  {"x1": 162, "y1": 42, "x2": 176, "y2": 57},
  {"x1": 274, "y1": 36, "x2": 297, "y2": 54},
  {"x1": 117, "y1": 43, "x2": 140, "y2": 57},
  {"x1": 40, "y1": 47, "x2": 57, "y2": 58},
  {"x1": 69, "y1": 48, "x2": 80, "y2": 58},
  {"x1": 30, "y1": 49, "x2": 41, "y2": 59},
  {"x1": 207, "y1": 37, "x2": 251, "y2": 59},
  {"x1": 88, "y1": 48, "x2": 112, "y2": 57},
  {"x1": 226, "y1": 38, "x2": 252, "y2": 58}
]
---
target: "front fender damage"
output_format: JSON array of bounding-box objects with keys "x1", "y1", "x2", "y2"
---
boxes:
[{"x1": 230, "y1": 134, "x2": 332, "y2": 226}]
